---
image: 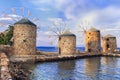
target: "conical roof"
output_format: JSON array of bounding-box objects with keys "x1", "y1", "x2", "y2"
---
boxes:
[
  {"x1": 104, "y1": 34, "x2": 115, "y2": 38},
  {"x1": 14, "y1": 18, "x2": 36, "y2": 26},
  {"x1": 87, "y1": 27, "x2": 99, "y2": 31},
  {"x1": 60, "y1": 30, "x2": 75, "y2": 36}
]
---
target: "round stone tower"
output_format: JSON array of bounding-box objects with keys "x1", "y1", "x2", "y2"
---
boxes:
[
  {"x1": 58, "y1": 30, "x2": 76, "y2": 55},
  {"x1": 13, "y1": 18, "x2": 37, "y2": 55},
  {"x1": 85, "y1": 27, "x2": 101, "y2": 53},
  {"x1": 102, "y1": 34, "x2": 117, "y2": 53}
]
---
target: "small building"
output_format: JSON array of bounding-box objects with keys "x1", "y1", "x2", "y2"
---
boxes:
[
  {"x1": 58, "y1": 30, "x2": 76, "y2": 55},
  {"x1": 102, "y1": 34, "x2": 117, "y2": 53},
  {"x1": 13, "y1": 18, "x2": 37, "y2": 55},
  {"x1": 85, "y1": 27, "x2": 101, "y2": 53}
]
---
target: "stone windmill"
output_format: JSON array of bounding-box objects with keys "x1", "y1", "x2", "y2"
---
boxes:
[
  {"x1": 0, "y1": 7, "x2": 39, "y2": 55},
  {"x1": 78, "y1": 20, "x2": 101, "y2": 53},
  {"x1": 59, "y1": 30, "x2": 76, "y2": 55},
  {"x1": 85, "y1": 27, "x2": 101, "y2": 53},
  {"x1": 102, "y1": 34, "x2": 117, "y2": 53},
  {"x1": 100, "y1": 27, "x2": 120, "y2": 53},
  {"x1": 48, "y1": 20, "x2": 76, "y2": 55},
  {"x1": 13, "y1": 18, "x2": 37, "y2": 55}
]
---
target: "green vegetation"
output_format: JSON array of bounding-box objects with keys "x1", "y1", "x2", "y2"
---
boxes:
[{"x1": 0, "y1": 25, "x2": 13, "y2": 45}]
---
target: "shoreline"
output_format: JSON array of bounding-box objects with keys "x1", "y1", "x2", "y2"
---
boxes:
[
  {"x1": 9, "y1": 51, "x2": 120, "y2": 63},
  {"x1": 1, "y1": 51, "x2": 120, "y2": 80}
]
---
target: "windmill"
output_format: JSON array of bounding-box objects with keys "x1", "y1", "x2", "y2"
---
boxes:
[
  {"x1": 77, "y1": 20, "x2": 92, "y2": 46},
  {"x1": 100, "y1": 28, "x2": 120, "y2": 52},
  {"x1": 0, "y1": 7, "x2": 41, "y2": 45},
  {"x1": 47, "y1": 19, "x2": 69, "y2": 48},
  {"x1": 95, "y1": 26, "x2": 120, "y2": 45}
]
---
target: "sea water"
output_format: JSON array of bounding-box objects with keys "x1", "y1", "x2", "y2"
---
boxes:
[
  {"x1": 29, "y1": 47, "x2": 120, "y2": 80},
  {"x1": 37, "y1": 47, "x2": 85, "y2": 52}
]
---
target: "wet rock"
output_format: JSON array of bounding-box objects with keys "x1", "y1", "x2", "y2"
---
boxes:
[{"x1": 9, "y1": 62, "x2": 33, "y2": 80}]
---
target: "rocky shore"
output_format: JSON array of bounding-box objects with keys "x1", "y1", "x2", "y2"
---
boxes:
[
  {"x1": 0, "y1": 52, "x2": 12, "y2": 80},
  {"x1": 9, "y1": 62, "x2": 33, "y2": 80},
  {"x1": 0, "y1": 52, "x2": 34, "y2": 80}
]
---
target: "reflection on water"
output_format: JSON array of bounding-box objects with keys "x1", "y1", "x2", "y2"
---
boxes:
[
  {"x1": 58, "y1": 60, "x2": 76, "y2": 80},
  {"x1": 31, "y1": 57, "x2": 120, "y2": 80},
  {"x1": 85, "y1": 57, "x2": 100, "y2": 80},
  {"x1": 101, "y1": 57, "x2": 119, "y2": 80}
]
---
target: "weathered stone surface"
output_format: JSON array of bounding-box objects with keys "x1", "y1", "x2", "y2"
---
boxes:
[
  {"x1": 13, "y1": 19, "x2": 36, "y2": 55},
  {"x1": 58, "y1": 33, "x2": 76, "y2": 55},
  {"x1": 85, "y1": 28, "x2": 101, "y2": 53},
  {"x1": 1, "y1": 59, "x2": 9, "y2": 66},
  {"x1": 102, "y1": 34, "x2": 117, "y2": 53},
  {"x1": 0, "y1": 52, "x2": 12, "y2": 80},
  {"x1": 9, "y1": 62, "x2": 34, "y2": 80},
  {"x1": 1, "y1": 52, "x2": 7, "y2": 58},
  {"x1": 10, "y1": 55, "x2": 35, "y2": 62}
]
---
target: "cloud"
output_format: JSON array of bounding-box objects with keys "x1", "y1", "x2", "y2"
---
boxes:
[
  {"x1": 48, "y1": 18, "x2": 62, "y2": 22},
  {"x1": 31, "y1": 0, "x2": 52, "y2": 4},
  {"x1": 37, "y1": 8, "x2": 50, "y2": 11},
  {"x1": 23, "y1": 0, "x2": 120, "y2": 45},
  {"x1": 0, "y1": 17, "x2": 13, "y2": 21},
  {"x1": 36, "y1": 30, "x2": 58, "y2": 46},
  {"x1": 0, "y1": 14, "x2": 22, "y2": 22},
  {"x1": 65, "y1": 5, "x2": 120, "y2": 47}
]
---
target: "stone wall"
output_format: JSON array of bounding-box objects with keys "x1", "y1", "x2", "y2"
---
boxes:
[
  {"x1": 0, "y1": 52, "x2": 12, "y2": 80},
  {"x1": 13, "y1": 24, "x2": 36, "y2": 55},
  {"x1": 0, "y1": 45, "x2": 13, "y2": 57},
  {"x1": 59, "y1": 35, "x2": 76, "y2": 55},
  {"x1": 85, "y1": 31, "x2": 101, "y2": 52},
  {"x1": 102, "y1": 37, "x2": 117, "y2": 53}
]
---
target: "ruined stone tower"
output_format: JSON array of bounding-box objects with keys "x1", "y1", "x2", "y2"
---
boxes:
[
  {"x1": 102, "y1": 34, "x2": 117, "y2": 53},
  {"x1": 13, "y1": 18, "x2": 37, "y2": 55},
  {"x1": 58, "y1": 30, "x2": 76, "y2": 55},
  {"x1": 85, "y1": 27, "x2": 101, "y2": 53}
]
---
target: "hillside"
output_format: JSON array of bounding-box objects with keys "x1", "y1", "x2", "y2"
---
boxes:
[{"x1": 0, "y1": 25, "x2": 13, "y2": 45}]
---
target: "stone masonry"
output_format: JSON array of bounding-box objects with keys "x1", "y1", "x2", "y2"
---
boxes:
[
  {"x1": 58, "y1": 30, "x2": 76, "y2": 55},
  {"x1": 102, "y1": 34, "x2": 117, "y2": 53},
  {"x1": 85, "y1": 27, "x2": 101, "y2": 53},
  {"x1": 13, "y1": 18, "x2": 37, "y2": 55}
]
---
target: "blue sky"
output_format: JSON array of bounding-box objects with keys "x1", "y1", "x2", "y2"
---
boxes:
[{"x1": 0, "y1": 0, "x2": 120, "y2": 47}]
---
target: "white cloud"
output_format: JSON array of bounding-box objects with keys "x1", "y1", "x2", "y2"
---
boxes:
[
  {"x1": 29, "y1": 0, "x2": 53, "y2": 5},
  {"x1": 65, "y1": 5, "x2": 120, "y2": 47},
  {"x1": 0, "y1": 14, "x2": 22, "y2": 22},
  {"x1": 37, "y1": 30, "x2": 58, "y2": 46},
  {"x1": 8, "y1": 14, "x2": 21, "y2": 18},
  {"x1": 48, "y1": 18, "x2": 63, "y2": 22},
  {"x1": 0, "y1": 17, "x2": 13, "y2": 21},
  {"x1": 19, "y1": 0, "x2": 120, "y2": 47},
  {"x1": 37, "y1": 8, "x2": 50, "y2": 11}
]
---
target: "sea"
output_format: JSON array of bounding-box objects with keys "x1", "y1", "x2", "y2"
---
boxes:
[
  {"x1": 28, "y1": 47, "x2": 120, "y2": 80},
  {"x1": 37, "y1": 47, "x2": 85, "y2": 52}
]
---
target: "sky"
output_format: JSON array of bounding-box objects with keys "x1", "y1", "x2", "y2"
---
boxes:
[{"x1": 0, "y1": 0, "x2": 120, "y2": 47}]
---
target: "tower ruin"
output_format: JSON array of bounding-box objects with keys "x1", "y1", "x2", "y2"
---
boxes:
[
  {"x1": 85, "y1": 27, "x2": 101, "y2": 53},
  {"x1": 58, "y1": 30, "x2": 76, "y2": 55},
  {"x1": 102, "y1": 34, "x2": 117, "y2": 53},
  {"x1": 13, "y1": 18, "x2": 37, "y2": 55}
]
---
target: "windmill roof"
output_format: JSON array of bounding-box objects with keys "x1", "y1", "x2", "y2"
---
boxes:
[
  {"x1": 60, "y1": 30, "x2": 75, "y2": 36},
  {"x1": 14, "y1": 18, "x2": 36, "y2": 26},
  {"x1": 104, "y1": 34, "x2": 115, "y2": 38},
  {"x1": 87, "y1": 27, "x2": 99, "y2": 31}
]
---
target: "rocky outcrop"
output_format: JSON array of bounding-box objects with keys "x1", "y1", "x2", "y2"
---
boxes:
[
  {"x1": 9, "y1": 62, "x2": 33, "y2": 80},
  {"x1": 0, "y1": 52, "x2": 12, "y2": 80}
]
